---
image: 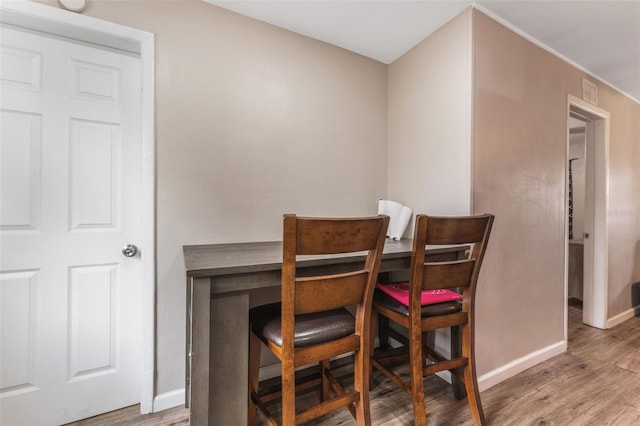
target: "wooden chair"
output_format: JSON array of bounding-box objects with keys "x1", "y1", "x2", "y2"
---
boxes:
[
  {"x1": 370, "y1": 214, "x2": 494, "y2": 426},
  {"x1": 248, "y1": 214, "x2": 389, "y2": 425}
]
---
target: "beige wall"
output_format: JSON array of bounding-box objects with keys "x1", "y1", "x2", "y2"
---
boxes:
[
  {"x1": 387, "y1": 8, "x2": 473, "y2": 233},
  {"x1": 472, "y1": 9, "x2": 640, "y2": 374},
  {"x1": 601, "y1": 79, "x2": 640, "y2": 315},
  {"x1": 34, "y1": 0, "x2": 388, "y2": 394}
]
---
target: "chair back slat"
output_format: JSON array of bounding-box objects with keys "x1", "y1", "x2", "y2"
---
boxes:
[
  {"x1": 424, "y1": 216, "x2": 491, "y2": 245},
  {"x1": 295, "y1": 270, "x2": 368, "y2": 314},
  {"x1": 295, "y1": 218, "x2": 387, "y2": 255},
  {"x1": 421, "y1": 260, "x2": 476, "y2": 290}
]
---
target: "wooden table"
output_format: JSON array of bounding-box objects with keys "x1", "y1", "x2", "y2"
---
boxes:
[{"x1": 184, "y1": 239, "x2": 465, "y2": 425}]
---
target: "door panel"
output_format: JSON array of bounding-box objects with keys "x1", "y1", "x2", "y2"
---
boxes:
[
  {"x1": 70, "y1": 119, "x2": 120, "y2": 230},
  {"x1": 0, "y1": 270, "x2": 38, "y2": 396},
  {"x1": 0, "y1": 25, "x2": 142, "y2": 425},
  {"x1": 68, "y1": 264, "x2": 118, "y2": 381}
]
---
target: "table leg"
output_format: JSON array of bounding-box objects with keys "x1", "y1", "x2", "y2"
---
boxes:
[
  {"x1": 189, "y1": 277, "x2": 212, "y2": 426},
  {"x1": 209, "y1": 291, "x2": 249, "y2": 425},
  {"x1": 189, "y1": 278, "x2": 250, "y2": 425}
]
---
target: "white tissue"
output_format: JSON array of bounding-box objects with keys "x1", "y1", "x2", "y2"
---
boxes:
[{"x1": 378, "y1": 199, "x2": 412, "y2": 240}]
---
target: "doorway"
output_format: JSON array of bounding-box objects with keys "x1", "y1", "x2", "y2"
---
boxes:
[
  {"x1": 566, "y1": 95, "x2": 610, "y2": 335},
  {"x1": 0, "y1": 1, "x2": 155, "y2": 422}
]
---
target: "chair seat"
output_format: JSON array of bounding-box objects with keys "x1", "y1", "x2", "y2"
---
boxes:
[
  {"x1": 373, "y1": 288, "x2": 462, "y2": 317},
  {"x1": 250, "y1": 302, "x2": 355, "y2": 348}
]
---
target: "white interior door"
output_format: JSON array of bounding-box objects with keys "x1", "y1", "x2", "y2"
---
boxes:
[
  {"x1": 1, "y1": 24, "x2": 143, "y2": 425},
  {"x1": 583, "y1": 120, "x2": 596, "y2": 320}
]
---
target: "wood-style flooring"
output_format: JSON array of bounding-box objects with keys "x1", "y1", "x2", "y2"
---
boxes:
[{"x1": 68, "y1": 303, "x2": 640, "y2": 425}]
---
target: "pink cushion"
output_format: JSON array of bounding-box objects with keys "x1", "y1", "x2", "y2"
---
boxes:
[{"x1": 375, "y1": 282, "x2": 462, "y2": 306}]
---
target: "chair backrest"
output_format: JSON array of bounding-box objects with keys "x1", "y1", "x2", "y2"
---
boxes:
[
  {"x1": 281, "y1": 214, "x2": 389, "y2": 317},
  {"x1": 409, "y1": 214, "x2": 494, "y2": 309}
]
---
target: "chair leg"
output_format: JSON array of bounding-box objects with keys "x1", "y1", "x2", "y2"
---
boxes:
[
  {"x1": 320, "y1": 359, "x2": 330, "y2": 401},
  {"x1": 369, "y1": 312, "x2": 377, "y2": 390},
  {"x1": 354, "y1": 345, "x2": 372, "y2": 426},
  {"x1": 450, "y1": 325, "x2": 467, "y2": 400},
  {"x1": 378, "y1": 313, "x2": 391, "y2": 350},
  {"x1": 462, "y1": 324, "x2": 485, "y2": 426},
  {"x1": 281, "y1": 357, "x2": 296, "y2": 426},
  {"x1": 422, "y1": 331, "x2": 430, "y2": 367},
  {"x1": 409, "y1": 323, "x2": 427, "y2": 426},
  {"x1": 248, "y1": 331, "x2": 261, "y2": 426}
]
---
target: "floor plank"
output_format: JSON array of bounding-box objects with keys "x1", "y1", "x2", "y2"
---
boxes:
[{"x1": 71, "y1": 304, "x2": 640, "y2": 425}]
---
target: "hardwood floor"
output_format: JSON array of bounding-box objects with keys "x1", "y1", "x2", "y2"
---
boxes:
[
  {"x1": 70, "y1": 304, "x2": 640, "y2": 425},
  {"x1": 64, "y1": 405, "x2": 188, "y2": 426}
]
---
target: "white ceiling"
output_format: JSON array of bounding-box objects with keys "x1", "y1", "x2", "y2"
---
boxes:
[{"x1": 205, "y1": 0, "x2": 640, "y2": 103}]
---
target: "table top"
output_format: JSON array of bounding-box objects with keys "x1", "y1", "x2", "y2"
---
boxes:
[
  {"x1": 183, "y1": 238, "x2": 413, "y2": 277},
  {"x1": 183, "y1": 239, "x2": 466, "y2": 278}
]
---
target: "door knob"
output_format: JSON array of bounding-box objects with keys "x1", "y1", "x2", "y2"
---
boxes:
[{"x1": 122, "y1": 243, "x2": 138, "y2": 257}]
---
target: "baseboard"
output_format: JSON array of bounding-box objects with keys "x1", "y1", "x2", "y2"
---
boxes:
[
  {"x1": 259, "y1": 362, "x2": 285, "y2": 381},
  {"x1": 477, "y1": 340, "x2": 566, "y2": 392},
  {"x1": 152, "y1": 388, "x2": 185, "y2": 413},
  {"x1": 607, "y1": 307, "x2": 637, "y2": 328}
]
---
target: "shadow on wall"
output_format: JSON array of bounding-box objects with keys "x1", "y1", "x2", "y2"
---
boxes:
[{"x1": 632, "y1": 240, "x2": 640, "y2": 316}]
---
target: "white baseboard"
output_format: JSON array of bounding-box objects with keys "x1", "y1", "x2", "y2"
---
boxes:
[
  {"x1": 607, "y1": 307, "x2": 637, "y2": 328},
  {"x1": 152, "y1": 388, "x2": 185, "y2": 413},
  {"x1": 260, "y1": 362, "x2": 284, "y2": 381},
  {"x1": 478, "y1": 340, "x2": 566, "y2": 392}
]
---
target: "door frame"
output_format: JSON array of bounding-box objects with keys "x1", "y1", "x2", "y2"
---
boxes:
[
  {"x1": 565, "y1": 94, "x2": 609, "y2": 331},
  {"x1": 0, "y1": 2, "x2": 156, "y2": 413}
]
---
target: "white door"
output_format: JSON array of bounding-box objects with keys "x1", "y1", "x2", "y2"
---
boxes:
[
  {"x1": 1, "y1": 24, "x2": 143, "y2": 425},
  {"x1": 583, "y1": 119, "x2": 596, "y2": 321}
]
